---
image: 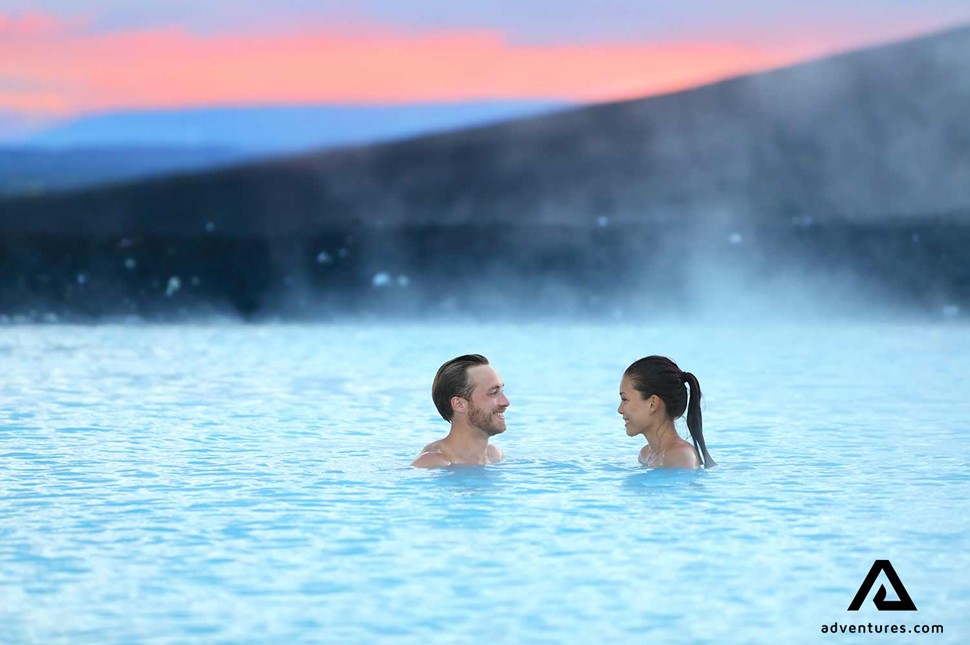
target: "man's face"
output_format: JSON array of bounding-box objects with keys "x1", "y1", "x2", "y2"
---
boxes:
[{"x1": 463, "y1": 365, "x2": 510, "y2": 436}]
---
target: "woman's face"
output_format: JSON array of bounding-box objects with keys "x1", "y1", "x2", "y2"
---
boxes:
[{"x1": 618, "y1": 375, "x2": 655, "y2": 437}]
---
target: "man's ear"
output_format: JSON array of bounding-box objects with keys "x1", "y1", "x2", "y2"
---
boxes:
[{"x1": 451, "y1": 396, "x2": 466, "y2": 415}]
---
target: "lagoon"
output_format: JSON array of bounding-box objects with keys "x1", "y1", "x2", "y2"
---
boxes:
[{"x1": 1, "y1": 322, "x2": 968, "y2": 643}]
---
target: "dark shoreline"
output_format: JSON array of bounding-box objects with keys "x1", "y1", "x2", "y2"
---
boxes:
[{"x1": 2, "y1": 221, "x2": 967, "y2": 321}]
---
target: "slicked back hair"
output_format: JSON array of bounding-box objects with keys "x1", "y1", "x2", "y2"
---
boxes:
[{"x1": 432, "y1": 354, "x2": 490, "y2": 421}]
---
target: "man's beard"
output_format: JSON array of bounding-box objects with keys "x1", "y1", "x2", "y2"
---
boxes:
[{"x1": 468, "y1": 403, "x2": 505, "y2": 436}]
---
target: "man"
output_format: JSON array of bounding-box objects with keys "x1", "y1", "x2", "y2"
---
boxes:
[{"x1": 412, "y1": 354, "x2": 509, "y2": 468}]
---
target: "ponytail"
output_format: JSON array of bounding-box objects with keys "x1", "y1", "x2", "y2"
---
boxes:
[{"x1": 682, "y1": 371, "x2": 716, "y2": 468}]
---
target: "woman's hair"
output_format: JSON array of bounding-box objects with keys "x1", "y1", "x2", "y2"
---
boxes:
[{"x1": 624, "y1": 355, "x2": 716, "y2": 468}]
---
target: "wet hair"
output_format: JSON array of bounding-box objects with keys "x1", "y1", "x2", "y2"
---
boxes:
[
  {"x1": 624, "y1": 355, "x2": 716, "y2": 468},
  {"x1": 432, "y1": 354, "x2": 490, "y2": 421}
]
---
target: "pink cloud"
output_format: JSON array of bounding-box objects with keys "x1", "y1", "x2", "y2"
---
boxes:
[
  {"x1": 0, "y1": 13, "x2": 893, "y2": 115},
  {"x1": 0, "y1": 11, "x2": 64, "y2": 36}
]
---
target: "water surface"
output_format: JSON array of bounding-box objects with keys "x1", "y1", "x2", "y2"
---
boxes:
[{"x1": 1, "y1": 323, "x2": 967, "y2": 643}]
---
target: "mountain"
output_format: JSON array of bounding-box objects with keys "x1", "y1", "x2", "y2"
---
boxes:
[
  {"x1": 1, "y1": 25, "x2": 968, "y2": 320},
  {"x1": 0, "y1": 145, "x2": 251, "y2": 196},
  {"x1": 1, "y1": 101, "x2": 567, "y2": 196},
  {"x1": 25, "y1": 102, "x2": 569, "y2": 153}
]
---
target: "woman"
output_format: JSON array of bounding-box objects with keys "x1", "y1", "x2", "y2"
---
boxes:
[{"x1": 618, "y1": 356, "x2": 716, "y2": 469}]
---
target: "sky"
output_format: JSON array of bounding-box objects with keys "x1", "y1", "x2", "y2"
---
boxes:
[{"x1": 2, "y1": 1, "x2": 968, "y2": 125}]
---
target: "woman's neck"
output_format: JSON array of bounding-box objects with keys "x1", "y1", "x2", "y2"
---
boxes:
[{"x1": 644, "y1": 419, "x2": 679, "y2": 453}]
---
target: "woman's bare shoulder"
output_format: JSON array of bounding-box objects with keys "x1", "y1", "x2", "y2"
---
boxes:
[{"x1": 663, "y1": 443, "x2": 700, "y2": 469}]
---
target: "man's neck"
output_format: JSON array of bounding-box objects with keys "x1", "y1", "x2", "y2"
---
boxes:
[{"x1": 443, "y1": 421, "x2": 491, "y2": 464}]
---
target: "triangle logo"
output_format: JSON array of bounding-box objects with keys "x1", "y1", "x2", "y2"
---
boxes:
[{"x1": 847, "y1": 560, "x2": 917, "y2": 611}]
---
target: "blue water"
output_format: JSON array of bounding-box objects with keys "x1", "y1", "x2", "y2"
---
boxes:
[{"x1": 2, "y1": 323, "x2": 968, "y2": 643}]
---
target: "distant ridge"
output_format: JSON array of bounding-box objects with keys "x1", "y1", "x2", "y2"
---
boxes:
[
  {"x1": 1, "y1": 101, "x2": 567, "y2": 196},
  {"x1": 1, "y1": 25, "x2": 968, "y2": 319},
  {"x1": 26, "y1": 101, "x2": 570, "y2": 154},
  {"x1": 0, "y1": 145, "x2": 248, "y2": 197}
]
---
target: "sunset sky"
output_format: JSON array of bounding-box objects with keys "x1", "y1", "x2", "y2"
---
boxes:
[{"x1": 2, "y1": 1, "x2": 968, "y2": 127}]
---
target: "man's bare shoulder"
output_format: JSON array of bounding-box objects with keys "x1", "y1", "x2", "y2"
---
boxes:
[
  {"x1": 412, "y1": 440, "x2": 452, "y2": 469},
  {"x1": 485, "y1": 444, "x2": 504, "y2": 463},
  {"x1": 420, "y1": 439, "x2": 446, "y2": 454},
  {"x1": 412, "y1": 451, "x2": 453, "y2": 469}
]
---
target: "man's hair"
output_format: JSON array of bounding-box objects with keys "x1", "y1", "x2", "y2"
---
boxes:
[{"x1": 432, "y1": 354, "x2": 490, "y2": 421}]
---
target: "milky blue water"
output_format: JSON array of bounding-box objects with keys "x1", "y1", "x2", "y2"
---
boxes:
[{"x1": 1, "y1": 322, "x2": 968, "y2": 644}]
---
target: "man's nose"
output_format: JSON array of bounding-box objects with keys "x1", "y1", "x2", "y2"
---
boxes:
[
  {"x1": 617, "y1": 403, "x2": 622, "y2": 415},
  {"x1": 499, "y1": 392, "x2": 510, "y2": 407}
]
